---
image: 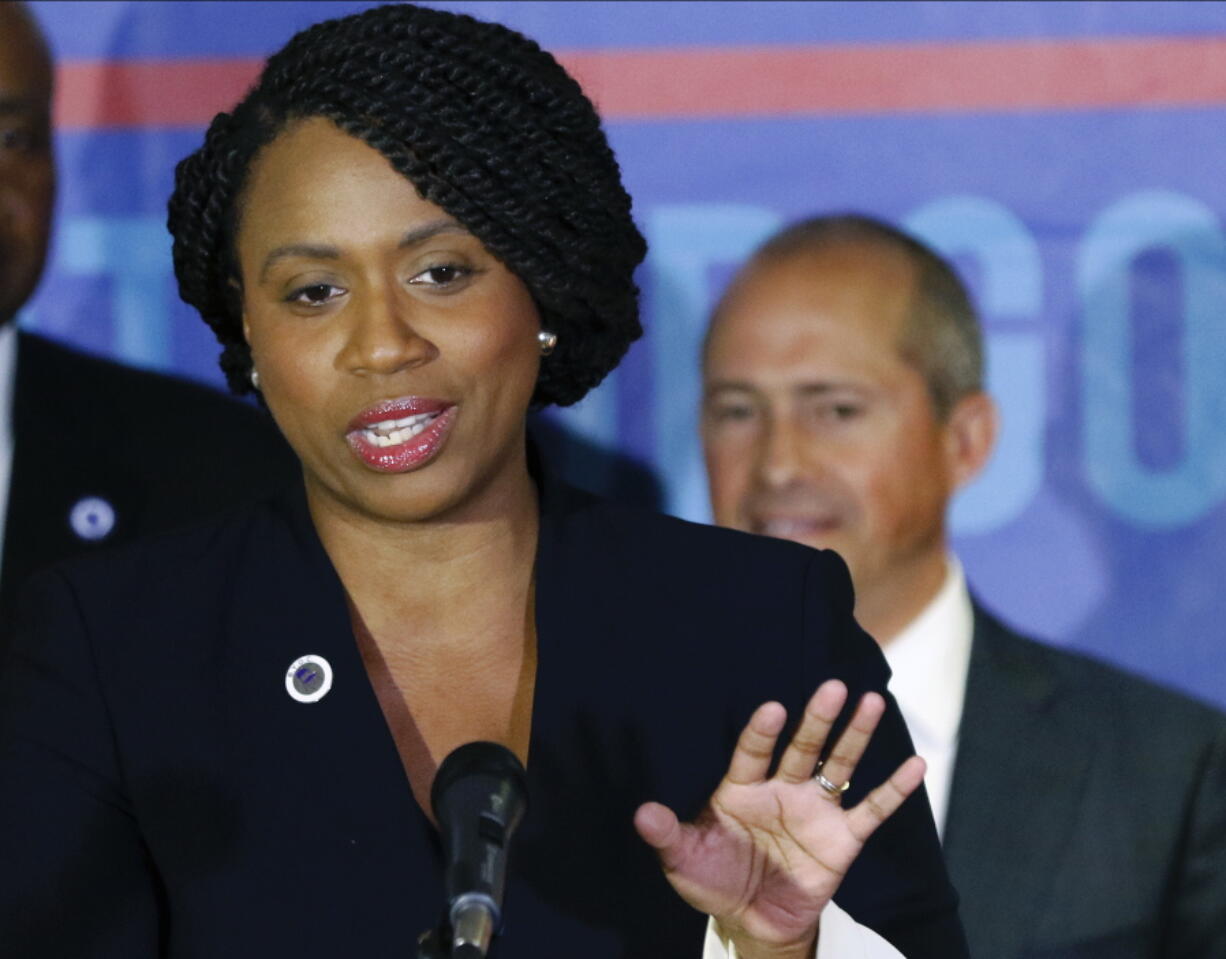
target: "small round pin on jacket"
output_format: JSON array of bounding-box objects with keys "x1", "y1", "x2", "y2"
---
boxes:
[
  {"x1": 285, "y1": 654, "x2": 333, "y2": 703},
  {"x1": 69, "y1": 496, "x2": 116, "y2": 541}
]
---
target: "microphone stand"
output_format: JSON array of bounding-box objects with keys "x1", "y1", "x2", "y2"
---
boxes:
[{"x1": 417, "y1": 899, "x2": 498, "y2": 958}]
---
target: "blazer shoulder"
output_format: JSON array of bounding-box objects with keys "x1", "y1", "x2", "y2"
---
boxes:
[
  {"x1": 16, "y1": 333, "x2": 298, "y2": 500},
  {"x1": 973, "y1": 603, "x2": 1226, "y2": 734},
  {"x1": 19, "y1": 332, "x2": 281, "y2": 436},
  {"x1": 558, "y1": 493, "x2": 854, "y2": 602},
  {"x1": 539, "y1": 491, "x2": 878, "y2": 681},
  {"x1": 25, "y1": 494, "x2": 291, "y2": 615}
]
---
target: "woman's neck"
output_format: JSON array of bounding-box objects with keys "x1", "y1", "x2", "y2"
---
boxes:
[
  {"x1": 307, "y1": 466, "x2": 540, "y2": 652},
  {"x1": 316, "y1": 464, "x2": 542, "y2": 784}
]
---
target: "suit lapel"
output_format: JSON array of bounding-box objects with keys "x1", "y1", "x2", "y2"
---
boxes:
[
  {"x1": 235, "y1": 485, "x2": 430, "y2": 802},
  {"x1": 942, "y1": 605, "x2": 1097, "y2": 958},
  {"x1": 2, "y1": 333, "x2": 65, "y2": 619},
  {"x1": 1, "y1": 335, "x2": 134, "y2": 631}
]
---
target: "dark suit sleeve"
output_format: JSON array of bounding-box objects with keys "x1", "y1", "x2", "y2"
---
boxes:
[
  {"x1": 803, "y1": 551, "x2": 969, "y2": 958},
  {"x1": 0, "y1": 570, "x2": 162, "y2": 956},
  {"x1": 1166, "y1": 719, "x2": 1226, "y2": 958}
]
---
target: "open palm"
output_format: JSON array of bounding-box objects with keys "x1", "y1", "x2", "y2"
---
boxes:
[{"x1": 634, "y1": 680, "x2": 926, "y2": 959}]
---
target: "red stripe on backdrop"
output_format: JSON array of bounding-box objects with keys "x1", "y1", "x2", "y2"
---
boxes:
[
  {"x1": 571, "y1": 35, "x2": 1226, "y2": 117},
  {"x1": 57, "y1": 59, "x2": 265, "y2": 128},
  {"x1": 55, "y1": 35, "x2": 1226, "y2": 129}
]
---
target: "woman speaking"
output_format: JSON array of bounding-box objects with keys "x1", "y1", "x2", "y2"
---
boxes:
[{"x1": 0, "y1": 5, "x2": 966, "y2": 957}]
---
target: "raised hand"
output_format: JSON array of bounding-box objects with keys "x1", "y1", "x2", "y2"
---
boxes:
[{"x1": 633, "y1": 680, "x2": 926, "y2": 959}]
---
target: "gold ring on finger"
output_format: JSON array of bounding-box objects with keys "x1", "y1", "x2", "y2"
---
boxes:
[{"x1": 814, "y1": 770, "x2": 850, "y2": 800}]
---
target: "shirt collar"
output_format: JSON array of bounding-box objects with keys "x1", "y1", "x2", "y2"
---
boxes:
[
  {"x1": 0, "y1": 322, "x2": 16, "y2": 434},
  {"x1": 882, "y1": 556, "x2": 974, "y2": 749},
  {"x1": 0, "y1": 323, "x2": 19, "y2": 572}
]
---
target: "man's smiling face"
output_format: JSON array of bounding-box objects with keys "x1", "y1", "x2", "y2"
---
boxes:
[{"x1": 702, "y1": 242, "x2": 959, "y2": 615}]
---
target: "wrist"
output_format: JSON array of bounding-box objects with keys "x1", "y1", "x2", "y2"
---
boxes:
[{"x1": 717, "y1": 921, "x2": 819, "y2": 959}]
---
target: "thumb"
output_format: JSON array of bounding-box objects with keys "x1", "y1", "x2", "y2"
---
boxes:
[{"x1": 633, "y1": 801, "x2": 686, "y2": 871}]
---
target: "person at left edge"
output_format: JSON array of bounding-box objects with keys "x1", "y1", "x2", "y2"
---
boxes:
[
  {"x1": 0, "y1": 5, "x2": 967, "y2": 957},
  {"x1": 0, "y1": 0, "x2": 298, "y2": 647}
]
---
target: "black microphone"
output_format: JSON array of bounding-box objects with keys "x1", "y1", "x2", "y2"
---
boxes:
[{"x1": 431, "y1": 741, "x2": 528, "y2": 958}]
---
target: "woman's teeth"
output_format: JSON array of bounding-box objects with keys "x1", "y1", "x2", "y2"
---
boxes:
[{"x1": 362, "y1": 412, "x2": 439, "y2": 447}]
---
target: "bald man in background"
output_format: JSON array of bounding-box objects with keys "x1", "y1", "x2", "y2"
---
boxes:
[
  {"x1": 701, "y1": 214, "x2": 1226, "y2": 958},
  {"x1": 0, "y1": 2, "x2": 296, "y2": 648}
]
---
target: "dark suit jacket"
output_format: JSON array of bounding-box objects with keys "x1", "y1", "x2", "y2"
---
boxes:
[
  {"x1": 943, "y1": 605, "x2": 1226, "y2": 958},
  {"x1": 0, "y1": 478, "x2": 969, "y2": 958},
  {"x1": 0, "y1": 332, "x2": 299, "y2": 643}
]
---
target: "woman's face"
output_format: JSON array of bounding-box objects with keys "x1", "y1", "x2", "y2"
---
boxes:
[{"x1": 235, "y1": 117, "x2": 543, "y2": 525}]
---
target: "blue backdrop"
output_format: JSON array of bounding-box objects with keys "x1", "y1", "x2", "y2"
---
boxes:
[{"x1": 24, "y1": 1, "x2": 1226, "y2": 707}]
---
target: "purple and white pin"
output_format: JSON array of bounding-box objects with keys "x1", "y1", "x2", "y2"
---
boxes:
[{"x1": 285, "y1": 654, "x2": 333, "y2": 704}]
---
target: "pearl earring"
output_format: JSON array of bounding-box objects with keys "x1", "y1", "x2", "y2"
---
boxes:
[
  {"x1": 250, "y1": 367, "x2": 261, "y2": 390},
  {"x1": 538, "y1": 330, "x2": 558, "y2": 356}
]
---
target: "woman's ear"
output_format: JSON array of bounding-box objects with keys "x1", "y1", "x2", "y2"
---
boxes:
[{"x1": 943, "y1": 390, "x2": 998, "y2": 492}]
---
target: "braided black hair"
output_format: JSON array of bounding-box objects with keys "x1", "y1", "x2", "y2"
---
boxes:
[{"x1": 167, "y1": 3, "x2": 646, "y2": 407}]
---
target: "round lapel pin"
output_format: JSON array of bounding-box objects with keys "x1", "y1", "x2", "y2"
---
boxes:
[
  {"x1": 285, "y1": 654, "x2": 333, "y2": 704},
  {"x1": 68, "y1": 496, "x2": 116, "y2": 542}
]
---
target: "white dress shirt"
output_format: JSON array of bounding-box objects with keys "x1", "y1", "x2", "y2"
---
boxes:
[
  {"x1": 703, "y1": 900, "x2": 903, "y2": 958},
  {"x1": 0, "y1": 323, "x2": 20, "y2": 578},
  {"x1": 881, "y1": 556, "x2": 974, "y2": 837}
]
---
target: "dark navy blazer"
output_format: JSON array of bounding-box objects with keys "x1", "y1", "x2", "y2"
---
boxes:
[
  {"x1": 944, "y1": 606, "x2": 1226, "y2": 958},
  {"x1": 0, "y1": 476, "x2": 967, "y2": 957}
]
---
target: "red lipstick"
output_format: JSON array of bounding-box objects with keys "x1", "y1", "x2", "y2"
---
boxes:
[{"x1": 345, "y1": 396, "x2": 456, "y2": 473}]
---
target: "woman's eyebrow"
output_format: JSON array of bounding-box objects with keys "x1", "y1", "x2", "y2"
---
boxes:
[
  {"x1": 258, "y1": 220, "x2": 471, "y2": 281},
  {"x1": 399, "y1": 219, "x2": 469, "y2": 248},
  {"x1": 259, "y1": 244, "x2": 339, "y2": 282}
]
